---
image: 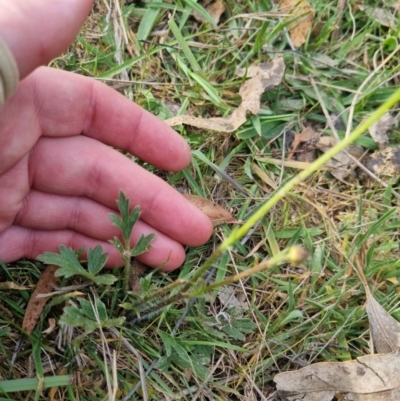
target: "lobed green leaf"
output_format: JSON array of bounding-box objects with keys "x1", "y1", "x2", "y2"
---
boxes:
[
  {"x1": 87, "y1": 245, "x2": 108, "y2": 276},
  {"x1": 38, "y1": 246, "x2": 86, "y2": 278},
  {"x1": 131, "y1": 233, "x2": 156, "y2": 257}
]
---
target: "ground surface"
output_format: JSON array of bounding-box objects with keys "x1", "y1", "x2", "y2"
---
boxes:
[{"x1": 1, "y1": 0, "x2": 400, "y2": 400}]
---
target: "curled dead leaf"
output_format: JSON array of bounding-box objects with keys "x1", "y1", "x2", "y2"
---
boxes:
[
  {"x1": 166, "y1": 58, "x2": 285, "y2": 132},
  {"x1": 42, "y1": 318, "x2": 57, "y2": 335},
  {"x1": 183, "y1": 194, "x2": 237, "y2": 227},
  {"x1": 279, "y1": 0, "x2": 314, "y2": 47},
  {"x1": 22, "y1": 265, "x2": 59, "y2": 334},
  {"x1": 368, "y1": 112, "x2": 398, "y2": 148},
  {"x1": 288, "y1": 126, "x2": 320, "y2": 161},
  {"x1": 317, "y1": 136, "x2": 364, "y2": 182},
  {"x1": 192, "y1": 0, "x2": 225, "y2": 24}
]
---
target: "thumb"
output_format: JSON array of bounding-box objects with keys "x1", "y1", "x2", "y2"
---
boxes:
[{"x1": 0, "y1": 0, "x2": 93, "y2": 81}]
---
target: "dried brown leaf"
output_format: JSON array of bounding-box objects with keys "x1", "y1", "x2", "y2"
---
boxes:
[
  {"x1": 296, "y1": 149, "x2": 317, "y2": 162},
  {"x1": 358, "y1": 6, "x2": 396, "y2": 28},
  {"x1": 288, "y1": 126, "x2": 320, "y2": 160},
  {"x1": 323, "y1": 156, "x2": 353, "y2": 182},
  {"x1": 236, "y1": 59, "x2": 285, "y2": 114},
  {"x1": 183, "y1": 194, "x2": 236, "y2": 227},
  {"x1": 22, "y1": 265, "x2": 59, "y2": 334},
  {"x1": 366, "y1": 293, "x2": 400, "y2": 353},
  {"x1": 166, "y1": 58, "x2": 285, "y2": 132},
  {"x1": 279, "y1": 0, "x2": 314, "y2": 47},
  {"x1": 351, "y1": 388, "x2": 400, "y2": 401},
  {"x1": 274, "y1": 351, "x2": 400, "y2": 401},
  {"x1": 252, "y1": 163, "x2": 278, "y2": 190},
  {"x1": 42, "y1": 318, "x2": 57, "y2": 335},
  {"x1": 316, "y1": 136, "x2": 336, "y2": 148},
  {"x1": 129, "y1": 259, "x2": 147, "y2": 294},
  {"x1": 368, "y1": 113, "x2": 397, "y2": 148},
  {"x1": 317, "y1": 137, "x2": 364, "y2": 181},
  {"x1": 317, "y1": 137, "x2": 364, "y2": 159},
  {"x1": 192, "y1": 0, "x2": 225, "y2": 24}
]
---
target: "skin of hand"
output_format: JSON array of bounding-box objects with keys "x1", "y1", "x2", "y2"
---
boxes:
[{"x1": 0, "y1": 0, "x2": 212, "y2": 271}]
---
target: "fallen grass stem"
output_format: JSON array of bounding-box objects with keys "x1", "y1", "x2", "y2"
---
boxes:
[
  {"x1": 128, "y1": 84, "x2": 400, "y2": 321},
  {"x1": 197, "y1": 248, "x2": 292, "y2": 293},
  {"x1": 219, "y1": 86, "x2": 400, "y2": 252},
  {"x1": 165, "y1": 86, "x2": 400, "y2": 299}
]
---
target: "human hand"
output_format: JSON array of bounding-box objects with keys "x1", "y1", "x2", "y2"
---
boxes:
[{"x1": 0, "y1": 0, "x2": 212, "y2": 271}]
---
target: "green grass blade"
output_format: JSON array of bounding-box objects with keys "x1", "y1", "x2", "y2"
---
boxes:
[
  {"x1": 168, "y1": 17, "x2": 201, "y2": 73},
  {"x1": 137, "y1": 7, "x2": 160, "y2": 41},
  {"x1": 0, "y1": 376, "x2": 72, "y2": 393},
  {"x1": 182, "y1": 0, "x2": 217, "y2": 27}
]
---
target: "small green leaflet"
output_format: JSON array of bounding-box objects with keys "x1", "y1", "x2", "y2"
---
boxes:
[
  {"x1": 109, "y1": 192, "x2": 140, "y2": 243},
  {"x1": 38, "y1": 245, "x2": 117, "y2": 286},
  {"x1": 131, "y1": 233, "x2": 156, "y2": 256},
  {"x1": 60, "y1": 298, "x2": 125, "y2": 334}
]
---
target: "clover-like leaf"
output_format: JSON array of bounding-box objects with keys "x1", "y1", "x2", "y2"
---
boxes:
[
  {"x1": 87, "y1": 245, "x2": 108, "y2": 276},
  {"x1": 60, "y1": 298, "x2": 124, "y2": 334},
  {"x1": 131, "y1": 233, "x2": 156, "y2": 257},
  {"x1": 38, "y1": 246, "x2": 87, "y2": 278}
]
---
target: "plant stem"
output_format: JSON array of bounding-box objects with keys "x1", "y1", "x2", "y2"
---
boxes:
[
  {"x1": 179, "y1": 87, "x2": 400, "y2": 293},
  {"x1": 130, "y1": 88, "x2": 400, "y2": 317},
  {"x1": 219, "y1": 87, "x2": 400, "y2": 252},
  {"x1": 198, "y1": 248, "x2": 291, "y2": 293},
  {"x1": 141, "y1": 279, "x2": 187, "y2": 302},
  {"x1": 123, "y1": 250, "x2": 131, "y2": 292}
]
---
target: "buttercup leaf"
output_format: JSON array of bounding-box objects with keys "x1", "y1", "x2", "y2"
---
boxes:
[
  {"x1": 131, "y1": 233, "x2": 156, "y2": 257},
  {"x1": 87, "y1": 245, "x2": 108, "y2": 276},
  {"x1": 38, "y1": 246, "x2": 86, "y2": 278}
]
